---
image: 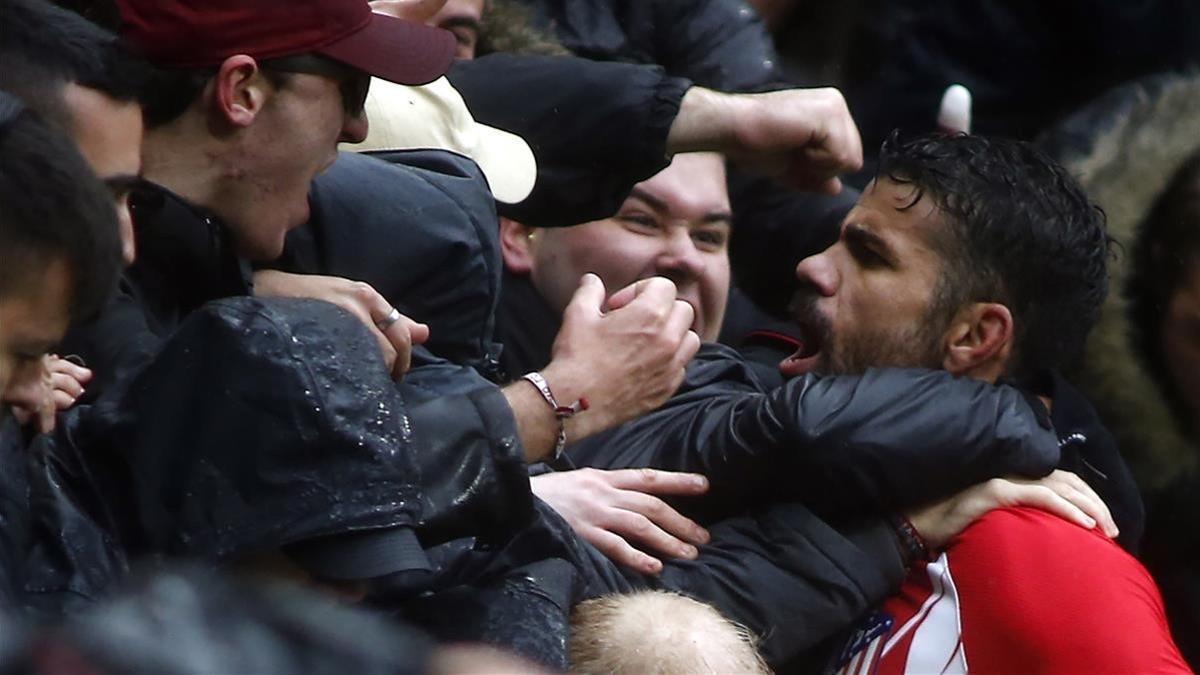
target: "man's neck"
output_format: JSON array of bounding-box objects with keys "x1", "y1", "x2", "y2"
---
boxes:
[{"x1": 141, "y1": 114, "x2": 228, "y2": 221}]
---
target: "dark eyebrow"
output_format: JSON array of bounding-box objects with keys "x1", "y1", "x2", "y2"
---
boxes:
[
  {"x1": 439, "y1": 16, "x2": 482, "y2": 32},
  {"x1": 629, "y1": 187, "x2": 731, "y2": 223},
  {"x1": 628, "y1": 187, "x2": 667, "y2": 212},
  {"x1": 844, "y1": 223, "x2": 895, "y2": 264}
]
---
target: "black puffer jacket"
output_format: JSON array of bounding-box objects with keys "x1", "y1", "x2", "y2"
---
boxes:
[{"x1": 569, "y1": 344, "x2": 1061, "y2": 521}]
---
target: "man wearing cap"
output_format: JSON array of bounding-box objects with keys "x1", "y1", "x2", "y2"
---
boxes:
[
  {"x1": 66, "y1": 0, "x2": 701, "y2": 473},
  {"x1": 18, "y1": 1, "x2": 694, "y2": 653}
]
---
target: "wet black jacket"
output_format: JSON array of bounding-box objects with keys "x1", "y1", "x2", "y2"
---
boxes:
[{"x1": 23, "y1": 300, "x2": 431, "y2": 614}]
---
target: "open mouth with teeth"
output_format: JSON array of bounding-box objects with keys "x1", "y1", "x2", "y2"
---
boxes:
[
  {"x1": 779, "y1": 333, "x2": 823, "y2": 377},
  {"x1": 779, "y1": 293, "x2": 828, "y2": 378}
]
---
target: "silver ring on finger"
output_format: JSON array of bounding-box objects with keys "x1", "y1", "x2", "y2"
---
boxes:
[{"x1": 376, "y1": 307, "x2": 402, "y2": 330}]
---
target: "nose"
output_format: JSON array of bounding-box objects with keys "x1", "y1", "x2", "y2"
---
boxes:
[
  {"x1": 794, "y1": 251, "x2": 838, "y2": 297},
  {"x1": 340, "y1": 109, "x2": 369, "y2": 144},
  {"x1": 656, "y1": 228, "x2": 706, "y2": 284}
]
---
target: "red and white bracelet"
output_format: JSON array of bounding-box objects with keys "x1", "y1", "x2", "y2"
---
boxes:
[{"x1": 521, "y1": 371, "x2": 589, "y2": 460}]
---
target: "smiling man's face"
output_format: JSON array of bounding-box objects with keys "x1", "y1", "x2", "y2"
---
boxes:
[{"x1": 782, "y1": 177, "x2": 953, "y2": 377}]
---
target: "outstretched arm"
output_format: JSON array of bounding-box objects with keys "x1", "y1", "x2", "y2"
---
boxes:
[{"x1": 570, "y1": 359, "x2": 1059, "y2": 518}]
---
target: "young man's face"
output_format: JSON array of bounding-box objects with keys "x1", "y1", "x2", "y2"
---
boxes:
[
  {"x1": 63, "y1": 84, "x2": 143, "y2": 266},
  {"x1": 222, "y1": 64, "x2": 370, "y2": 261},
  {"x1": 0, "y1": 259, "x2": 72, "y2": 413},
  {"x1": 782, "y1": 177, "x2": 951, "y2": 377},
  {"x1": 520, "y1": 153, "x2": 732, "y2": 342}
]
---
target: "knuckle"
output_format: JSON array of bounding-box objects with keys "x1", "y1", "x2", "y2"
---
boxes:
[
  {"x1": 350, "y1": 281, "x2": 377, "y2": 302},
  {"x1": 631, "y1": 519, "x2": 654, "y2": 538},
  {"x1": 645, "y1": 500, "x2": 668, "y2": 519}
]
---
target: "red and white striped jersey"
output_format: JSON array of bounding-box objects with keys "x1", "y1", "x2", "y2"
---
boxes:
[{"x1": 835, "y1": 507, "x2": 1191, "y2": 675}]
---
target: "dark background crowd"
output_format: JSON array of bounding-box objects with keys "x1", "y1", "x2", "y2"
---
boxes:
[{"x1": 1, "y1": 0, "x2": 1198, "y2": 672}]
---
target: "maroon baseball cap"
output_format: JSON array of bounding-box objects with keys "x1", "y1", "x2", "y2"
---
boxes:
[{"x1": 116, "y1": 0, "x2": 455, "y2": 86}]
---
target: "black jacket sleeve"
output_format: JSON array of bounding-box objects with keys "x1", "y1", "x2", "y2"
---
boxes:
[
  {"x1": 569, "y1": 345, "x2": 1060, "y2": 519},
  {"x1": 448, "y1": 53, "x2": 692, "y2": 229},
  {"x1": 399, "y1": 349, "x2": 534, "y2": 546}
]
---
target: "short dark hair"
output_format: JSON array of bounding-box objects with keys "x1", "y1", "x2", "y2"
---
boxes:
[
  {"x1": 0, "y1": 93, "x2": 122, "y2": 321},
  {"x1": 877, "y1": 132, "x2": 1110, "y2": 382},
  {"x1": 0, "y1": 0, "x2": 149, "y2": 127}
]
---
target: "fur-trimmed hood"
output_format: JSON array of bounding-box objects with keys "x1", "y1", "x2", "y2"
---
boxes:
[{"x1": 1039, "y1": 72, "x2": 1200, "y2": 490}]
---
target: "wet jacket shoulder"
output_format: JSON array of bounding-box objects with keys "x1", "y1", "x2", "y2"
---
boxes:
[
  {"x1": 512, "y1": 0, "x2": 784, "y2": 91},
  {"x1": 279, "y1": 151, "x2": 504, "y2": 375},
  {"x1": 57, "y1": 182, "x2": 252, "y2": 403},
  {"x1": 448, "y1": 53, "x2": 691, "y2": 229},
  {"x1": 568, "y1": 343, "x2": 1061, "y2": 520}
]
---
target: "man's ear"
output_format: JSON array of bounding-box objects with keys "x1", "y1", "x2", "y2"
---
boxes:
[
  {"x1": 941, "y1": 302, "x2": 1013, "y2": 379},
  {"x1": 211, "y1": 55, "x2": 270, "y2": 128},
  {"x1": 499, "y1": 216, "x2": 537, "y2": 274}
]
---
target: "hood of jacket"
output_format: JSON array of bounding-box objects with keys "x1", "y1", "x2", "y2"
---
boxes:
[
  {"x1": 281, "y1": 151, "x2": 505, "y2": 379},
  {"x1": 1039, "y1": 71, "x2": 1200, "y2": 490}
]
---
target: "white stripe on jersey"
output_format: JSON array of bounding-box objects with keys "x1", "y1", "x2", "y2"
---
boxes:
[{"x1": 900, "y1": 554, "x2": 968, "y2": 673}]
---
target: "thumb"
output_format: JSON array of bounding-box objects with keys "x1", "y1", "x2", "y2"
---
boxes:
[
  {"x1": 410, "y1": 321, "x2": 431, "y2": 346},
  {"x1": 563, "y1": 273, "x2": 606, "y2": 321}
]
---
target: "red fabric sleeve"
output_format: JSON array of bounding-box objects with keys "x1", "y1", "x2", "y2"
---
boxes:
[{"x1": 948, "y1": 507, "x2": 1191, "y2": 674}]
